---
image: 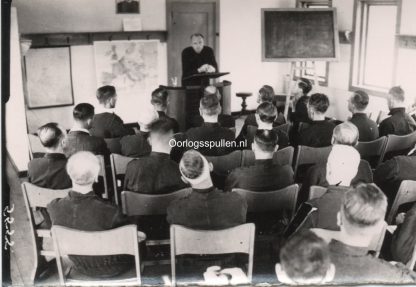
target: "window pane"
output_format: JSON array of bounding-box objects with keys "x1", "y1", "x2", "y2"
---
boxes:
[{"x1": 363, "y1": 5, "x2": 397, "y2": 88}]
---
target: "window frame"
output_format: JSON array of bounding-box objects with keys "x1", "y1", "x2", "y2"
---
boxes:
[{"x1": 349, "y1": 0, "x2": 400, "y2": 97}]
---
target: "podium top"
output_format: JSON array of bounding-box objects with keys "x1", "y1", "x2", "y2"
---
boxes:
[{"x1": 183, "y1": 72, "x2": 229, "y2": 81}]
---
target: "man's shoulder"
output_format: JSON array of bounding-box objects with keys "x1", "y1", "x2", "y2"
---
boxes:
[{"x1": 182, "y1": 46, "x2": 194, "y2": 55}]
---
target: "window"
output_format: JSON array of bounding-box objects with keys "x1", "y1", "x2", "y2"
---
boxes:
[
  {"x1": 294, "y1": 0, "x2": 332, "y2": 86},
  {"x1": 351, "y1": 0, "x2": 398, "y2": 95}
]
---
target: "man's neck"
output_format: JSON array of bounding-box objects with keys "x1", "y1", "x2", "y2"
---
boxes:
[
  {"x1": 338, "y1": 231, "x2": 372, "y2": 248},
  {"x1": 151, "y1": 144, "x2": 171, "y2": 155},
  {"x1": 45, "y1": 147, "x2": 64, "y2": 154},
  {"x1": 72, "y1": 122, "x2": 88, "y2": 131},
  {"x1": 202, "y1": 115, "x2": 219, "y2": 123},
  {"x1": 72, "y1": 183, "x2": 94, "y2": 194},
  {"x1": 155, "y1": 106, "x2": 167, "y2": 113},
  {"x1": 257, "y1": 122, "x2": 273, "y2": 130},
  {"x1": 192, "y1": 178, "x2": 213, "y2": 190},
  {"x1": 312, "y1": 114, "x2": 326, "y2": 121},
  {"x1": 254, "y1": 152, "x2": 274, "y2": 160}
]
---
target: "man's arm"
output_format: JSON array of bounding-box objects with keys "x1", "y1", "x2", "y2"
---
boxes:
[
  {"x1": 378, "y1": 119, "x2": 394, "y2": 137},
  {"x1": 182, "y1": 48, "x2": 197, "y2": 78},
  {"x1": 391, "y1": 204, "x2": 416, "y2": 264},
  {"x1": 207, "y1": 47, "x2": 218, "y2": 72}
]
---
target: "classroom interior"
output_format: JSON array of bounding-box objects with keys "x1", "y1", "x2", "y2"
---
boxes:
[{"x1": 4, "y1": 0, "x2": 416, "y2": 285}]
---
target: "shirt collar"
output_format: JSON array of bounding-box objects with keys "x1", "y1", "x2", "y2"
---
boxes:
[
  {"x1": 95, "y1": 106, "x2": 115, "y2": 114},
  {"x1": 352, "y1": 113, "x2": 368, "y2": 118},
  {"x1": 68, "y1": 190, "x2": 97, "y2": 198},
  {"x1": 254, "y1": 159, "x2": 274, "y2": 166},
  {"x1": 69, "y1": 127, "x2": 90, "y2": 135},
  {"x1": 202, "y1": 122, "x2": 220, "y2": 128},
  {"x1": 192, "y1": 186, "x2": 215, "y2": 194},
  {"x1": 44, "y1": 153, "x2": 67, "y2": 160},
  {"x1": 150, "y1": 151, "x2": 170, "y2": 158},
  {"x1": 329, "y1": 239, "x2": 368, "y2": 256},
  {"x1": 389, "y1": 107, "x2": 406, "y2": 116}
]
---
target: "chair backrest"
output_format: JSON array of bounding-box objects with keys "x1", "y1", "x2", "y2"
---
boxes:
[
  {"x1": 241, "y1": 146, "x2": 294, "y2": 167},
  {"x1": 51, "y1": 225, "x2": 141, "y2": 285},
  {"x1": 96, "y1": 155, "x2": 109, "y2": 200},
  {"x1": 121, "y1": 188, "x2": 192, "y2": 216},
  {"x1": 28, "y1": 134, "x2": 46, "y2": 160},
  {"x1": 379, "y1": 131, "x2": 416, "y2": 164},
  {"x1": 387, "y1": 180, "x2": 416, "y2": 224},
  {"x1": 170, "y1": 223, "x2": 255, "y2": 286},
  {"x1": 104, "y1": 138, "x2": 122, "y2": 154},
  {"x1": 232, "y1": 184, "x2": 299, "y2": 218},
  {"x1": 21, "y1": 182, "x2": 71, "y2": 282},
  {"x1": 293, "y1": 145, "x2": 332, "y2": 177},
  {"x1": 246, "y1": 125, "x2": 257, "y2": 143},
  {"x1": 205, "y1": 150, "x2": 242, "y2": 175},
  {"x1": 110, "y1": 153, "x2": 136, "y2": 205},
  {"x1": 308, "y1": 186, "x2": 328, "y2": 200},
  {"x1": 355, "y1": 137, "x2": 387, "y2": 168},
  {"x1": 276, "y1": 123, "x2": 291, "y2": 135}
]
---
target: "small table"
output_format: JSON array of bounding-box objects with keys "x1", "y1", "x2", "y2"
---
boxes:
[{"x1": 236, "y1": 92, "x2": 252, "y2": 115}]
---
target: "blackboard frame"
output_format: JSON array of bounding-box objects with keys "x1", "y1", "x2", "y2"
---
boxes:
[{"x1": 261, "y1": 8, "x2": 340, "y2": 62}]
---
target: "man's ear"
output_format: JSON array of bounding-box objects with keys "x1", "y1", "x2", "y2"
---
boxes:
[
  {"x1": 199, "y1": 107, "x2": 204, "y2": 116},
  {"x1": 337, "y1": 211, "x2": 342, "y2": 228},
  {"x1": 208, "y1": 162, "x2": 214, "y2": 172},
  {"x1": 274, "y1": 145, "x2": 279, "y2": 152},
  {"x1": 181, "y1": 176, "x2": 189, "y2": 185},
  {"x1": 324, "y1": 264, "x2": 336, "y2": 283},
  {"x1": 331, "y1": 136, "x2": 335, "y2": 145},
  {"x1": 275, "y1": 264, "x2": 293, "y2": 284}
]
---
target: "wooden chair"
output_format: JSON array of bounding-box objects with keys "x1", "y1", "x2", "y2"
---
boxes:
[
  {"x1": 379, "y1": 131, "x2": 416, "y2": 164},
  {"x1": 293, "y1": 145, "x2": 332, "y2": 179},
  {"x1": 51, "y1": 225, "x2": 143, "y2": 286},
  {"x1": 232, "y1": 184, "x2": 299, "y2": 219},
  {"x1": 96, "y1": 155, "x2": 109, "y2": 200},
  {"x1": 110, "y1": 154, "x2": 136, "y2": 205},
  {"x1": 28, "y1": 134, "x2": 46, "y2": 160},
  {"x1": 170, "y1": 223, "x2": 255, "y2": 286},
  {"x1": 355, "y1": 136, "x2": 387, "y2": 168},
  {"x1": 205, "y1": 150, "x2": 242, "y2": 175},
  {"x1": 241, "y1": 146, "x2": 294, "y2": 167},
  {"x1": 104, "y1": 138, "x2": 122, "y2": 154},
  {"x1": 308, "y1": 186, "x2": 328, "y2": 200},
  {"x1": 21, "y1": 182, "x2": 71, "y2": 283},
  {"x1": 387, "y1": 180, "x2": 416, "y2": 224}
]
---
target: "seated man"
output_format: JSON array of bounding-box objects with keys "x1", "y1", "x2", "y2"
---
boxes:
[
  {"x1": 379, "y1": 86, "x2": 416, "y2": 136},
  {"x1": 47, "y1": 151, "x2": 135, "y2": 278},
  {"x1": 28, "y1": 123, "x2": 71, "y2": 189},
  {"x1": 291, "y1": 77, "x2": 313, "y2": 124},
  {"x1": 186, "y1": 94, "x2": 235, "y2": 156},
  {"x1": 374, "y1": 146, "x2": 416, "y2": 202},
  {"x1": 301, "y1": 122, "x2": 373, "y2": 201},
  {"x1": 297, "y1": 93, "x2": 336, "y2": 147},
  {"x1": 276, "y1": 230, "x2": 335, "y2": 285},
  {"x1": 391, "y1": 203, "x2": 416, "y2": 266},
  {"x1": 327, "y1": 184, "x2": 414, "y2": 284},
  {"x1": 124, "y1": 118, "x2": 187, "y2": 194},
  {"x1": 150, "y1": 87, "x2": 180, "y2": 133},
  {"x1": 167, "y1": 150, "x2": 247, "y2": 230},
  {"x1": 299, "y1": 145, "x2": 361, "y2": 230},
  {"x1": 347, "y1": 90, "x2": 379, "y2": 141},
  {"x1": 236, "y1": 102, "x2": 289, "y2": 149},
  {"x1": 90, "y1": 85, "x2": 134, "y2": 138},
  {"x1": 225, "y1": 129, "x2": 294, "y2": 192},
  {"x1": 63, "y1": 103, "x2": 109, "y2": 157}
]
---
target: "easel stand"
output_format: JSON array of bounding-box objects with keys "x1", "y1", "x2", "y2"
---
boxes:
[{"x1": 283, "y1": 61, "x2": 320, "y2": 121}]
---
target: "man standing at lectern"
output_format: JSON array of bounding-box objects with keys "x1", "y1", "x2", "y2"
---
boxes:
[{"x1": 182, "y1": 33, "x2": 218, "y2": 86}]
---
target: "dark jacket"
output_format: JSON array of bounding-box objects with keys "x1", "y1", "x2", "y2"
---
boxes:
[
  {"x1": 391, "y1": 203, "x2": 416, "y2": 266},
  {"x1": 123, "y1": 152, "x2": 187, "y2": 194},
  {"x1": 28, "y1": 153, "x2": 71, "y2": 189},
  {"x1": 329, "y1": 239, "x2": 415, "y2": 284},
  {"x1": 181, "y1": 46, "x2": 218, "y2": 86},
  {"x1": 379, "y1": 108, "x2": 416, "y2": 137},
  {"x1": 186, "y1": 122, "x2": 235, "y2": 156},
  {"x1": 193, "y1": 114, "x2": 235, "y2": 128},
  {"x1": 63, "y1": 131, "x2": 109, "y2": 158},
  {"x1": 167, "y1": 187, "x2": 247, "y2": 230},
  {"x1": 349, "y1": 113, "x2": 379, "y2": 142},
  {"x1": 90, "y1": 112, "x2": 135, "y2": 138},
  {"x1": 293, "y1": 95, "x2": 310, "y2": 123},
  {"x1": 224, "y1": 159, "x2": 294, "y2": 192},
  {"x1": 119, "y1": 132, "x2": 151, "y2": 158},
  {"x1": 157, "y1": 111, "x2": 180, "y2": 133},
  {"x1": 297, "y1": 120, "x2": 336, "y2": 147},
  {"x1": 47, "y1": 191, "x2": 134, "y2": 277}
]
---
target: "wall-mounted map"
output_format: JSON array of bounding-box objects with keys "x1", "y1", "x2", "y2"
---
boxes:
[{"x1": 94, "y1": 40, "x2": 159, "y2": 122}]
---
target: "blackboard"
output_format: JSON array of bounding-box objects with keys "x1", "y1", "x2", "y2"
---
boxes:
[{"x1": 262, "y1": 8, "x2": 339, "y2": 61}]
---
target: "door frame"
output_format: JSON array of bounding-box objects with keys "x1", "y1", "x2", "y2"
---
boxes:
[{"x1": 166, "y1": 0, "x2": 220, "y2": 80}]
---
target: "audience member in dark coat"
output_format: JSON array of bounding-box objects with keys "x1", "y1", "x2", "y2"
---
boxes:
[
  {"x1": 297, "y1": 93, "x2": 335, "y2": 147},
  {"x1": 90, "y1": 85, "x2": 134, "y2": 138},
  {"x1": 391, "y1": 203, "x2": 416, "y2": 266},
  {"x1": 124, "y1": 119, "x2": 187, "y2": 194},
  {"x1": 47, "y1": 151, "x2": 136, "y2": 278},
  {"x1": 167, "y1": 150, "x2": 247, "y2": 230},
  {"x1": 225, "y1": 129, "x2": 294, "y2": 192},
  {"x1": 119, "y1": 132, "x2": 151, "y2": 158},
  {"x1": 291, "y1": 78, "x2": 313, "y2": 124},
  {"x1": 62, "y1": 103, "x2": 109, "y2": 158},
  {"x1": 185, "y1": 94, "x2": 235, "y2": 156},
  {"x1": 28, "y1": 123, "x2": 71, "y2": 189},
  {"x1": 347, "y1": 90, "x2": 379, "y2": 141},
  {"x1": 151, "y1": 87, "x2": 180, "y2": 133},
  {"x1": 379, "y1": 86, "x2": 416, "y2": 137},
  {"x1": 300, "y1": 145, "x2": 361, "y2": 230}
]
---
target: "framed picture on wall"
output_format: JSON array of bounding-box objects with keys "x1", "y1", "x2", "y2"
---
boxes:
[
  {"x1": 24, "y1": 46, "x2": 74, "y2": 109},
  {"x1": 116, "y1": 0, "x2": 140, "y2": 14}
]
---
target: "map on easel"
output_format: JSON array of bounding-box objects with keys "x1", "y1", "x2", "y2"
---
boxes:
[{"x1": 94, "y1": 40, "x2": 159, "y2": 122}]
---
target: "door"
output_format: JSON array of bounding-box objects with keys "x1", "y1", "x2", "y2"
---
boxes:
[{"x1": 167, "y1": 1, "x2": 217, "y2": 83}]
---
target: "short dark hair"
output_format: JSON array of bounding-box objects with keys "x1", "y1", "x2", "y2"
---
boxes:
[
  {"x1": 389, "y1": 86, "x2": 405, "y2": 102},
  {"x1": 190, "y1": 33, "x2": 204, "y2": 39},
  {"x1": 258, "y1": 85, "x2": 275, "y2": 103},
  {"x1": 254, "y1": 129, "x2": 278, "y2": 152},
  {"x1": 280, "y1": 230, "x2": 331, "y2": 282},
  {"x1": 148, "y1": 118, "x2": 175, "y2": 135},
  {"x1": 151, "y1": 88, "x2": 168, "y2": 107},
  {"x1": 73, "y1": 103, "x2": 95, "y2": 121},
  {"x1": 37, "y1": 122, "x2": 63, "y2": 148},
  {"x1": 180, "y1": 150, "x2": 204, "y2": 179},
  {"x1": 351, "y1": 90, "x2": 369, "y2": 111},
  {"x1": 200, "y1": 94, "x2": 220, "y2": 116},
  {"x1": 309, "y1": 93, "x2": 330, "y2": 114},
  {"x1": 298, "y1": 78, "x2": 312, "y2": 95},
  {"x1": 256, "y1": 102, "x2": 277, "y2": 124},
  {"x1": 96, "y1": 85, "x2": 116, "y2": 104}
]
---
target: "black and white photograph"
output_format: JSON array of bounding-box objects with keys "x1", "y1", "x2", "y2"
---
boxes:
[{"x1": 2, "y1": 0, "x2": 416, "y2": 286}]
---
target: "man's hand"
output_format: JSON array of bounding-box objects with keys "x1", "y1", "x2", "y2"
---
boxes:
[
  {"x1": 198, "y1": 64, "x2": 209, "y2": 73},
  {"x1": 395, "y1": 212, "x2": 406, "y2": 225}
]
